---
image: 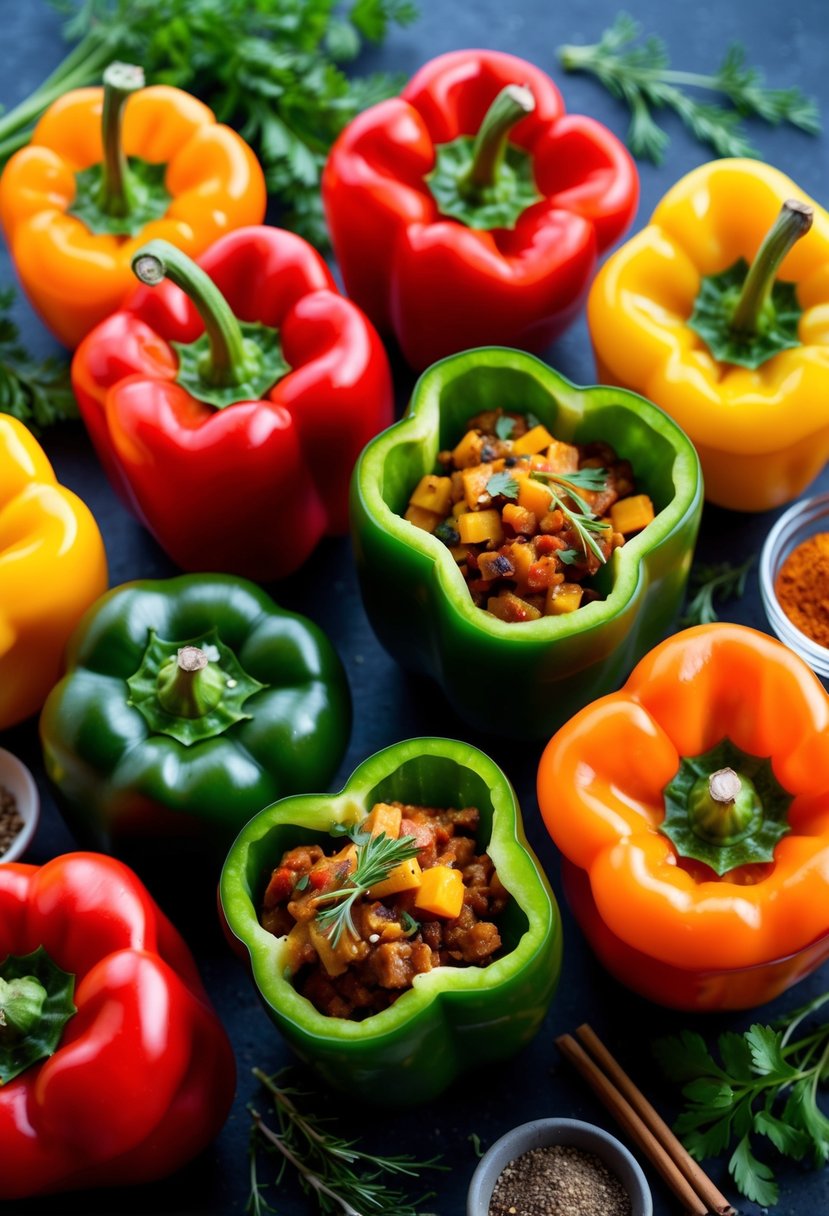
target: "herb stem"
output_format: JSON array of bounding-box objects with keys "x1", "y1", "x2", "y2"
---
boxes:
[{"x1": 252, "y1": 1111, "x2": 363, "y2": 1216}]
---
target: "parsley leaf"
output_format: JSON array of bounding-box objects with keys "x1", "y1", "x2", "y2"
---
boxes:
[
  {"x1": 0, "y1": 289, "x2": 77, "y2": 433},
  {"x1": 495, "y1": 416, "x2": 515, "y2": 440},
  {"x1": 486, "y1": 471, "x2": 520, "y2": 500}
]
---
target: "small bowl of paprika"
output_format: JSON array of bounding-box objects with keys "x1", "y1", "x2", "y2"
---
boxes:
[{"x1": 761, "y1": 491, "x2": 829, "y2": 680}]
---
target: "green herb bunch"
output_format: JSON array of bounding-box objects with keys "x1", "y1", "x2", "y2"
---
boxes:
[
  {"x1": 0, "y1": 0, "x2": 419, "y2": 248},
  {"x1": 656, "y1": 992, "x2": 829, "y2": 1206},
  {"x1": 249, "y1": 1068, "x2": 443, "y2": 1215},
  {"x1": 314, "y1": 827, "x2": 421, "y2": 946},
  {"x1": 558, "y1": 13, "x2": 820, "y2": 163},
  {"x1": 0, "y1": 289, "x2": 76, "y2": 432}
]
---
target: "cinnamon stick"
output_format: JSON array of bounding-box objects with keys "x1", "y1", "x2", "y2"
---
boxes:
[
  {"x1": 575, "y1": 1024, "x2": 736, "y2": 1216},
  {"x1": 556, "y1": 1033, "x2": 708, "y2": 1216}
]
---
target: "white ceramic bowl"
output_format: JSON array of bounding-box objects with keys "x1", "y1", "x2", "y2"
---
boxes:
[
  {"x1": 760, "y1": 492, "x2": 829, "y2": 681},
  {"x1": 0, "y1": 748, "x2": 39, "y2": 862},
  {"x1": 467, "y1": 1117, "x2": 652, "y2": 1216}
]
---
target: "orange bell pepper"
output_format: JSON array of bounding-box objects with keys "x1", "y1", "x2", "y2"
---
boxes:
[
  {"x1": 588, "y1": 160, "x2": 829, "y2": 511},
  {"x1": 0, "y1": 416, "x2": 108, "y2": 729},
  {"x1": 0, "y1": 63, "x2": 266, "y2": 348},
  {"x1": 538, "y1": 623, "x2": 829, "y2": 1011}
]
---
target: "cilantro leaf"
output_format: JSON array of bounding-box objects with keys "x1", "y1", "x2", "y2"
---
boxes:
[
  {"x1": 653, "y1": 1029, "x2": 720, "y2": 1083},
  {"x1": 495, "y1": 416, "x2": 515, "y2": 440},
  {"x1": 745, "y1": 1024, "x2": 793, "y2": 1078},
  {"x1": 486, "y1": 472, "x2": 519, "y2": 500}
]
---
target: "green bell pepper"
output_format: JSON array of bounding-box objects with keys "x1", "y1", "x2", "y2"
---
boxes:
[
  {"x1": 351, "y1": 346, "x2": 703, "y2": 737},
  {"x1": 40, "y1": 574, "x2": 351, "y2": 854},
  {"x1": 219, "y1": 736, "x2": 561, "y2": 1106}
]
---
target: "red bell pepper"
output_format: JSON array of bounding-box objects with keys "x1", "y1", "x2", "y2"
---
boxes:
[
  {"x1": 322, "y1": 50, "x2": 638, "y2": 370},
  {"x1": 0, "y1": 853, "x2": 234, "y2": 1200},
  {"x1": 71, "y1": 226, "x2": 393, "y2": 579}
]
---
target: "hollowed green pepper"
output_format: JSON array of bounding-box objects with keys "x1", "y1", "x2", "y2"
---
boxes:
[
  {"x1": 40, "y1": 574, "x2": 351, "y2": 854},
  {"x1": 219, "y1": 737, "x2": 561, "y2": 1106},
  {"x1": 351, "y1": 347, "x2": 703, "y2": 738}
]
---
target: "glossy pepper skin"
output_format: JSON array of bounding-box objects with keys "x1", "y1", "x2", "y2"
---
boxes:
[
  {"x1": 220, "y1": 737, "x2": 561, "y2": 1106},
  {"x1": 40, "y1": 574, "x2": 351, "y2": 856},
  {"x1": 588, "y1": 160, "x2": 829, "y2": 512},
  {"x1": 538, "y1": 624, "x2": 829, "y2": 1012},
  {"x1": 0, "y1": 79, "x2": 266, "y2": 348},
  {"x1": 0, "y1": 852, "x2": 235, "y2": 1200},
  {"x1": 323, "y1": 49, "x2": 638, "y2": 370},
  {"x1": 351, "y1": 347, "x2": 702, "y2": 739},
  {"x1": 0, "y1": 416, "x2": 107, "y2": 730},
  {"x1": 71, "y1": 227, "x2": 393, "y2": 579}
]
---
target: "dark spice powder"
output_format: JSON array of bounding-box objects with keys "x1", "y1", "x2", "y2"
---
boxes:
[
  {"x1": 488, "y1": 1143, "x2": 632, "y2": 1216},
  {"x1": 0, "y1": 784, "x2": 24, "y2": 856}
]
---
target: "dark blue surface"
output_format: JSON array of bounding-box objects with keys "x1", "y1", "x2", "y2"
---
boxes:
[{"x1": 2, "y1": 2, "x2": 829, "y2": 1214}]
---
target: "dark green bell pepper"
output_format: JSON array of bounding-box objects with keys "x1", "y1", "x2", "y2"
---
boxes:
[
  {"x1": 219, "y1": 736, "x2": 561, "y2": 1106},
  {"x1": 351, "y1": 346, "x2": 703, "y2": 737},
  {"x1": 40, "y1": 574, "x2": 351, "y2": 853}
]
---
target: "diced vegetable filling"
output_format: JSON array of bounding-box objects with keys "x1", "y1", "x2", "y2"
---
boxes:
[
  {"x1": 261, "y1": 802, "x2": 507, "y2": 1019},
  {"x1": 403, "y1": 409, "x2": 655, "y2": 621}
]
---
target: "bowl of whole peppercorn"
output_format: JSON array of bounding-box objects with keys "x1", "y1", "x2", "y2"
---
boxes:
[
  {"x1": 0, "y1": 748, "x2": 39, "y2": 863},
  {"x1": 467, "y1": 1117, "x2": 651, "y2": 1216},
  {"x1": 760, "y1": 491, "x2": 829, "y2": 681}
]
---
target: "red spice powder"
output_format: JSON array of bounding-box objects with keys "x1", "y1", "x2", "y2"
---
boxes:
[{"x1": 774, "y1": 532, "x2": 829, "y2": 649}]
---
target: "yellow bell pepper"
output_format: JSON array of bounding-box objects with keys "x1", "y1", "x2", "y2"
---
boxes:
[
  {"x1": 588, "y1": 159, "x2": 829, "y2": 511},
  {"x1": 0, "y1": 64, "x2": 266, "y2": 349},
  {"x1": 0, "y1": 417, "x2": 108, "y2": 729}
]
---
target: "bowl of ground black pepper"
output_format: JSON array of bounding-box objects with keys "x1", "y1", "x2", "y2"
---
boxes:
[
  {"x1": 0, "y1": 748, "x2": 39, "y2": 862},
  {"x1": 761, "y1": 492, "x2": 829, "y2": 681},
  {"x1": 467, "y1": 1117, "x2": 652, "y2": 1216}
]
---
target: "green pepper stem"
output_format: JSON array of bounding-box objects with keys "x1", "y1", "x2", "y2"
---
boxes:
[
  {"x1": 708, "y1": 767, "x2": 742, "y2": 805},
  {"x1": 0, "y1": 975, "x2": 47, "y2": 1037},
  {"x1": 156, "y1": 646, "x2": 226, "y2": 719},
  {"x1": 688, "y1": 766, "x2": 760, "y2": 846},
  {"x1": 132, "y1": 239, "x2": 252, "y2": 388},
  {"x1": 464, "y1": 83, "x2": 535, "y2": 192},
  {"x1": 730, "y1": 199, "x2": 814, "y2": 335},
  {"x1": 98, "y1": 62, "x2": 144, "y2": 219}
]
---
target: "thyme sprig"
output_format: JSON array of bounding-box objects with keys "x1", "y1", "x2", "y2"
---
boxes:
[
  {"x1": 248, "y1": 1069, "x2": 444, "y2": 1215},
  {"x1": 558, "y1": 13, "x2": 820, "y2": 163},
  {"x1": 313, "y1": 829, "x2": 420, "y2": 946},
  {"x1": 680, "y1": 555, "x2": 754, "y2": 627}
]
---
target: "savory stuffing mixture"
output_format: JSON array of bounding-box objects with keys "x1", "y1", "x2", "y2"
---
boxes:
[
  {"x1": 261, "y1": 801, "x2": 507, "y2": 1019},
  {"x1": 404, "y1": 409, "x2": 654, "y2": 622}
]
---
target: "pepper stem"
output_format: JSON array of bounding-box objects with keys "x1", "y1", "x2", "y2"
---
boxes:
[
  {"x1": 132, "y1": 239, "x2": 256, "y2": 388},
  {"x1": 463, "y1": 83, "x2": 536, "y2": 192},
  {"x1": 98, "y1": 62, "x2": 144, "y2": 219},
  {"x1": 156, "y1": 645, "x2": 226, "y2": 719},
  {"x1": 708, "y1": 767, "x2": 742, "y2": 805},
  {"x1": 687, "y1": 766, "x2": 761, "y2": 847},
  {"x1": 0, "y1": 974, "x2": 47, "y2": 1037},
  {"x1": 730, "y1": 199, "x2": 814, "y2": 336}
]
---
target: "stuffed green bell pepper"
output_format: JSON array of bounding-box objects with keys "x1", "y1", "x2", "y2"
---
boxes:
[
  {"x1": 219, "y1": 737, "x2": 561, "y2": 1106},
  {"x1": 351, "y1": 347, "x2": 702, "y2": 738},
  {"x1": 40, "y1": 574, "x2": 350, "y2": 854}
]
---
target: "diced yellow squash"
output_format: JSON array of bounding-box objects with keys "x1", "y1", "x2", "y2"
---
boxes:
[
  {"x1": 545, "y1": 582, "x2": 583, "y2": 615},
  {"x1": 462, "y1": 462, "x2": 494, "y2": 509},
  {"x1": 512, "y1": 423, "x2": 555, "y2": 456},
  {"x1": 610, "y1": 494, "x2": 655, "y2": 535},
  {"x1": 487, "y1": 591, "x2": 542, "y2": 622},
  {"x1": 410, "y1": 474, "x2": 453, "y2": 516},
  {"x1": 404, "y1": 504, "x2": 441, "y2": 533},
  {"x1": 450, "y1": 469, "x2": 465, "y2": 502},
  {"x1": 478, "y1": 550, "x2": 513, "y2": 581},
  {"x1": 368, "y1": 857, "x2": 422, "y2": 900},
  {"x1": 308, "y1": 919, "x2": 364, "y2": 977},
  {"x1": 458, "y1": 509, "x2": 503, "y2": 546},
  {"x1": 361, "y1": 803, "x2": 402, "y2": 840},
  {"x1": 503, "y1": 541, "x2": 535, "y2": 589},
  {"x1": 502, "y1": 502, "x2": 536, "y2": 535},
  {"x1": 544, "y1": 439, "x2": 579, "y2": 473},
  {"x1": 452, "y1": 500, "x2": 470, "y2": 518},
  {"x1": 451, "y1": 430, "x2": 482, "y2": 467},
  {"x1": 517, "y1": 475, "x2": 553, "y2": 520},
  {"x1": 414, "y1": 865, "x2": 464, "y2": 919}
]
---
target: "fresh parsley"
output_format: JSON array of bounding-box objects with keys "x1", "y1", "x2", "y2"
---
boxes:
[
  {"x1": 0, "y1": 0, "x2": 418, "y2": 248},
  {"x1": 680, "y1": 555, "x2": 754, "y2": 627},
  {"x1": 495, "y1": 416, "x2": 516, "y2": 440},
  {"x1": 0, "y1": 289, "x2": 77, "y2": 433},
  {"x1": 558, "y1": 13, "x2": 820, "y2": 164},
  {"x1": 485, "y1": 471, "x2": 520, "y2": 500},
  {"x1": 313, "y1": 828, "x2": 420, "y2": 946},
  {"x1": 655, "y1": 992, "x2": 829, "y2": 1207}
]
